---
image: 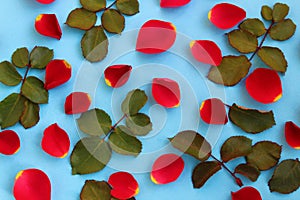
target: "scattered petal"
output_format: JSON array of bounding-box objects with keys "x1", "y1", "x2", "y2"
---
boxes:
[
  {"x1": 0, "y1": 130, "x2": 20, "y2": 155},
  {"x1": 160, "y1": 0, "x2": 191, "y2": 8},
  {"x1": 285, "y1": 121, "x2": 300, "y2": 149},
  {"x1": 231, "y1": 187, "x2": 262, "y2": 200},
  {"x1": 104, "y1": 65, "x2": 132, "y2": 88},
  {"x1": 35, "y1": 14, "x2": 62, "y2": 40},
  {"x1": 64, "y1": 92, "x2": 91, "y2": 114},
  {"x1": 200, "y1": 98, "x2": 228, "y2": 124},
  {"x1": 36, "y1": 0, "x2": 55, "y2": 4}
]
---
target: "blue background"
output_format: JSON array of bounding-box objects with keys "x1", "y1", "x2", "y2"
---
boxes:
[{"x1": 1, "y1": 0, "x2": 300, "y2": 199}]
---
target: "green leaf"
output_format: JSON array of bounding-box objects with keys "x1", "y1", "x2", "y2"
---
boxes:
[
  {"x1": 108, "y1": 126, "x2": 142, "y2": 156},
  {"x1": 126, "y1": 113, "x2": 152, "y2": 136},
  {"x1": 20, "y1": 100, "x2": 40, "y2": 129},
  {"x1": 77, "y1": 109, "x2": 112, "y2": 137},
  {"x1": 269, "y1": 19, "x2": 296, "y2": 41},
  {"x1": 192, "y1": 161, "x2": 221, "y2": 188},
  {"x1": 234, "y1": 163, "x2": 260, "y2": 182},
  {"x1": 220, "y1": 136, "x2": 252, "y2": 163},
  {"x1": 269, "y1": 159, "x2": 300, "y2": 194},
  {"x1": 12, "y1": 47, "x2": 29, "y2": 68},
  {"x1": 246, "y1": 141, "x2": 282, "y2": 171},
  {"x1": 101, "y1": 9, "x2": 125, "y2": 34},
  {"x1": 229, "y1": 104, "x2": 276, "y2": 134},
  {"x1": 0, "y1": 61, "x2": 22, "y2": 86},
  {"x1": 71, "y1": 137, "x2": 112, "y2": 175},
  {"x1": 0, "y1": 93, "x2": 26, "y2": 129},
  {"x1": 169, "y1": 130, "x2": 211, "y2": 161},
  {"x1": 116, "y1": 0, "x2": 140, "y2": 16},
  {"x1": 21, "y1": 76, "x2": 48, "y2": 104},
  {"x1": 257, "y1": 46, "x2": 287, "y2": 73},
  {"x1": 66, "y1": 8, "x2": 97, "y2": 30},
  {"x1": 208, "y1": 55, "x2": 251, "y2": 86},
  {"x1": 261, "y1": 5, "x2": 273, "y2": 21},
  {"x1": 30, "y1": 46, "x2": 53, "y2": 69},
  {"x1": 272, "y1": 3, "x2": 289, "y2": 22},
  {"x1": 80, "y1": 0, "x2": 106, "y2": 12},
  {"x1": 121, "y1": 89, "x2": 148, "y2": 116},
  {"x1": 81, "y1": 26, "x2": 109, "y2": 63},
  {"x1": 239, "y1": 18, "x2": 266, "y2": 37},
  {"x1": 227, "y1": 29, "x2": 258, "y2": 53},
  {"x1": 80, "y1": 180, "x2": 111, "y2": 200}
]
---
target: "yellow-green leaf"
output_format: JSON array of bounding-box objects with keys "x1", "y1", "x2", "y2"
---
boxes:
[
  {"x1": 192, "y1": 161, "x2": 221, "y2": 188},
  {"x1": 66, "y1": 8, "x2": 97, "y2": 30},
  {"x1": 234, "y1": 163, "x2": 260, "y2": 182},
  {"x1": 80, "y1": 180, "x2": 111, "y2": 200},
  {"x1": 20, "y1": 100, "x2": 40, "y2": 129},
  {"x1": 239, "y1": 18, "x2": 266, "y2": 37},
  {"x1": 116, "y1": 0, "x2": 139, "y2": 16},
  {"x1": 30, "y1": 46, "x2": 53, "y2": 69},
  {"x1": 21, "y1": 76, "x2": 48, "y2": 104},
  {"x1": 227, "y1": 29, "x2": 258, "y2": 53},
  {"x1": 101, "y1": 9, "x2": 125, "y2": 34},
  {"x1": 0, "y1": 61, "x2": 22, "y2": 86},
  {"x1": 121, "y1": 89, "x2": 147, "y2": 116},
  {"x1": 272, "y1": 3, "x2": 289, "y2": 22},
  {"x1": 269, "y1": 19, "x2": 296, "y2": 41},
  {"x1": 126, "y1": 113, "x2": 152, "y2": 136},
  {"x1": 80, "y1": 0, "x2": 106, "y2": 12},
  {"x1": 261, "y1": 5, "x2": 273, "y2": 21},
  {"x1": 12, "y1": 47, "x2": 29, "y2": 68},
  {"x1": 257, "y1": 46, "x2": 287, "y2": 73}
]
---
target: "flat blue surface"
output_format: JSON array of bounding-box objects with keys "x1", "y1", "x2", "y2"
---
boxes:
[{"x1": 0, "y1": 0, "x2": 300, "y2": 199}]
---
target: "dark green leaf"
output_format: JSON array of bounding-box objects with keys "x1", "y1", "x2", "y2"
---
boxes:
[
  {"x1": 12, "y1": 47, "x2": 29, "y2": 68},
  {"x1": 208, "y1": 55, "x2": 251, "y2": 86},
  {"x1": 246, "y1": 141, "x2": 282, "y2": 171},
  {"x1": 229, "y1": 104, "x2": 276, "y2": 134},
  {"x1": 108, "y1": 126, "x2": 142, "y2": 156},
  {"x1": 235, "y1": 163, "x2": 260, "y2": 182},
  {"x1": 71, "y1": 137, "x2": 112, "y2": 175},
  {"x1": 80, "y1": 0, "x2": 106, "y2": 12},
  {"x1": 257, "y1": 46, "x2": 287, "y2": 73},
  {"x1": 116, "y1": 0, "x2": 139, "y2": 16},
  {"x1": 77, "y1": 108, "x2": 112, "y2": 136},
  {"x1": 21, "y1": 76, "x2": 48, "y2": 104},
  {"x1": 81, "y1": 26, "x2": 109, "y2": 62},
  {"x1": 261, "y1": 5, "x2": 273, "y2": 21},
  {"x1": 227, "y1": 29, "x2": 258, "y2": 53},
  {"x1": 101, "y1": 9, "x2": 125, "y2": 34},
  {"x1": 220, "y1": 136, "x2": 252, "y2": 162},
  {"x1": 80, "y1": 180, "x2": 111, "y2": 200},
  {"x1": 269, "y1": 159, "x2": 300, "y2": 194},
  {"x1": 0, "y1": 61, "x2": 22, "y2": 86},
  {"x1": 169, "y1": 130, "x2": 211, "y2": 161},
  {"x1": 126, "y1": 113, "x2": 152, "y2": 136},
  {"x1": 192, "y1": 161, "x2": 221, "y2": 188},
  {"x1": 272, "y1": 3, "x2": 289, "y2": 22},
  {"x1": 66, "y1": 8, "x2": 97, "y2": 30},
  {"x1": 0, "y1": 93, "x2": 26, "y2": 129},
  {"x1": 269, "y1": 19, "x2": 296, "y2": 41},
  {"x1": 30, "y1": 46, "x2": 53, "y2": 69},
  {"x1": 121, "y1": 89, "x2": 147, "y2": 116},
  {"x1": 239, "y1": 18, "x2": 266, "y2": 37},
  {"x1": 20, "y1": 100, "x2": 40, "y2": 129}
]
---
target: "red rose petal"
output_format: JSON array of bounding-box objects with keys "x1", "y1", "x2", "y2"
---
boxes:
[
  {"x1": 209, "y1": 3, "x2": 246, "y2": 29},
  {"x1": 36, "y1": 0, "x2": 55, "y2": 4},
  {"x1": 190, "y1": 40, "x2": 222, "y2": 66},
  {"x1": 151, "y1": 154, "x2": 184, "y2": 184},
  {"x1": 64, "y1": 92, "x2": 91, "y2": 114},
  {"x1": 246, "y1": 68, "x2": 282, "y2": 104},
  {"x1": 41, "y1": 123, "x2": 70, "y2": 158},
  {"x1": 231, "y1": 187, "x2": 262, "y2": 200},
  {"x1": 136, "y1": 19, "x2": 176, "y2": 54},
  {"x1": 200, "y1": 98, "x2": 228, "y2": 125},
  {"x1": 285, "y1": 121, "x2": 300, "y2": 149},
  {"x1": 35, "y1": 14, "x2": 62, "y2": 40},
  {"x1": 160, "y1": 0, "x2": 191, "y2": 8},
  {"x1": 13, "y1": 169, "x2": 51, "y2": 200},
  {"x1": 0, "y1": 130, "x2": 20, "y2": 155},
  {"x1": 104, "y1": 65, "x2": 132, "y2": 88},
  {"x1": 108, "y1": 172, "x2": 139, "y2": 199},
  {"x1": 152, "y1": 78, "x2": 180, "y2": 108},
  {"x1": 44, "y1": 59, "x2": 72, "y2": 90}
]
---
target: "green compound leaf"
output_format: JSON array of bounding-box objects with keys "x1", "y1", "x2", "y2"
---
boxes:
[
  {"x1": 0, "y1": 61, "x2": 22, "y2": 86},
  {"x1": 121, "y1": 89, "x2": 148, "y2": 116},
  {"x1": 269, "y1": 159, "x2": 300, "y2": 194},
  {"x1": 257, "y1": 46, "x2": 287, "y2": 73},
  {"x1": 272, "y1": 3, "x2": 289, "y2": 22},
  {"x1": 269, "y1": 19, "x2": 296, "y2": 41},
  {"x1": 108, "y1": 126, "x2": 142, "y2": 156},
  {"x1": 234, "y1": 163, "x2": 260, "y2": 182},
  {"x1": 81, "y1": 26, "x2": 109, "y2": 63},
  {"x1": 208, "y1": 55, "x2": 251, "y2": 86},
  {"x1": 192, "y1": 161, "x2": 221, "y2": 188},
  {"x1": 30, "y1": 46, "x2": 54, "y2": 69},
  {"x1": 20, "y1": 100, "x2": 40, "y2": 129},
  {"x1": 101, "y1": 9, "x2": 125, "y2": 34},
  {"x1": 71, "y1": 137, "x2": 112, "y2": 175},
  {"x1": 220, "y1": 136, "x2": 252, "y2": 163},
  {"x1": 77, "y1": 108, "x2": 112, "y2": 137},
  {"x1": 261, "y1": 5, "x2": 273, "y2": 21},
  {"x1": 239, "y1": 18, "x2": 266, "y2": 37},
  {"x1": 246, "y1": 141, "x2": 282, "y2": 171},
  {"x1": 66, "y1": 8, "x2": 97, "y2": 30},
  {"x1": 126, "y1": 113, "x2": 152, "y2": 136},
  {"x1": 169, "y1": 130, "x2": 211, "y2": 161},
  {"x1": 80, "y1": 0, "x2": 106, "y2": 12},
  {"x1": 80, "y1": 180, "x2": 111, "y2": 200},
  {"x1": 21, "y1": 76, "x2": 48, "y2": 104},
  {"x1": 12, "y1": 47, "x2": 29, "y2": 68},
  {"x1": 227, "y1": 29, "x2": 258, "y2": 53},
  {"x1": 229, "y1": 104, "x2": 276, "y2": 134},
  {"x1": 116, "y1": 0, "x2": 140, "y2": 16}
]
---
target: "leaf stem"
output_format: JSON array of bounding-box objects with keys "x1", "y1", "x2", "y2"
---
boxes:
[
  {"x1": 104, "y1": 113, "x2": 128, "y2": 139},
  {"x1": 20, "y1": 65, "x2": 31, "y2": 92},
  {"x1": 105, "y1": 0, "x2": 117, "y2": 10}
]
